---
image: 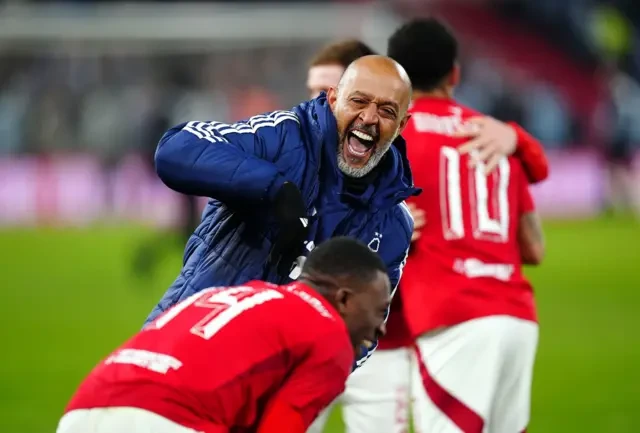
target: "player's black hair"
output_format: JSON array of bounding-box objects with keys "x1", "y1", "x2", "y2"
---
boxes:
[
  {"x1": 302, "y1": 237, "x2": 387, "y2": 285},
  {"x1": 387, "y1": 18, "x2": 458, "y2": 92}
]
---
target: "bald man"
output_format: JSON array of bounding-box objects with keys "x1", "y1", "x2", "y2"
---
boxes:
[
  {"x1": 146, "y1": 55, "x2": 420, "y2": 374},
  {"x1": 331, "y1": 55, "x2": 412, "y2": 177}
]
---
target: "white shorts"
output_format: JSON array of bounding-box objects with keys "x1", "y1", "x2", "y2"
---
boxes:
[
  {"x1": 412, "y1": 316, "x2": 538, "y2": 433},
  {"x1": 306, "y1": 347, "x2": 413, "y2": 433},
  {"x1": 57, "y1": 407, "x2": 202, "y2": 433},
  {"x1": 307, "y1": 315, "x2": 538, "y2": 433}
]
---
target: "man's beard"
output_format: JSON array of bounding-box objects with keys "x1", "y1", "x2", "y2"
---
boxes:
[{"x1": 337, "y1": 140, "x2": 392, "y2": 178}]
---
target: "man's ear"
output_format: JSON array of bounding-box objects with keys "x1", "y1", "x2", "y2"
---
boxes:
[
  {"x1": 449, "y1": 64, "x2": 461, "y2": 87},
  {"x1": 335, "y1": 287, "x2": 353, "y2": 315},
  {"x1": 397, "y1": 113, "x2": 411, "y2": 136},
  {"x1": 327, "y1": 86, "x2": 338, "y2": 110}
]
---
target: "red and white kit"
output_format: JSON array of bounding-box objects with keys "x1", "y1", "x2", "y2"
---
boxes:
[
  {"x1": 58, "y1": 281, "x2": 353, "y2": 433},
  {"x1": 308, "y1": 97, "x2": 539, "y2": 433}
]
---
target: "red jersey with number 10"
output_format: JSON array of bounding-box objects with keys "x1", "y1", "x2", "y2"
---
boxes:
[
  {"x1": 65, "y1": 281, "x2": 353, "y2": 433},
  {"x1": 399, "y1": 97, "x2": 537, "y2": 339}
]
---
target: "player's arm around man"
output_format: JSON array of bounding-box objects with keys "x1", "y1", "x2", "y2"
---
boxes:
[
  {"x1": 456, "y1": 116, "x2": 549, "y2": 183},
  {"x1": 408, "y1": 116, "x2": 549, "y2": 241}
]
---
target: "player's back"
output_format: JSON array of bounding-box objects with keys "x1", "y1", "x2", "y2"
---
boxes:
[
  {"x1": 65, "y1": 281, "x2": 353, "y2": 432},
  {"x1": 401, "y1": 97, "x2": 536, "y2": 337}
]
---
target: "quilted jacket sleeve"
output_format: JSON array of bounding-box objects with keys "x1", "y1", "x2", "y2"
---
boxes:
[{"x1": 155, "y1": 110, "x2": 303, "y2": 203}]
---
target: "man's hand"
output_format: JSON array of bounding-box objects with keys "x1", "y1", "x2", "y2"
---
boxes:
[
  {"x1": 406, "y1": 203, "x2": 426, "y2": 241},
  {"x1": 455, "y1": 116, "x2": 517, "y2": 175},
  {"x1": 270, "y1": 182, "x2": 309, "y2": 276}
]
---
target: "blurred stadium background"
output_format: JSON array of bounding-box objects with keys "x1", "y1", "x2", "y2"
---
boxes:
[{"x1": 0, "y1": 0, "x2": 639, "y2": 432}]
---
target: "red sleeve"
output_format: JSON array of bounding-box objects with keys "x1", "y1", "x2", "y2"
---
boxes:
[
  {"x1": 257, "y1": 333, "x2": 352, "y2": 433},
  {"x1": 509, "y1": 122, "x2": 549, "y2": 184},
  {"x1": 257, "y1": 399, "x2": 306, "y2": 433}
]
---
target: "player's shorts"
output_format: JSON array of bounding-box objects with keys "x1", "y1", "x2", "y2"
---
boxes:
[
  {"x1": 57, "y1": 407, "x2": 203, "y2": 433},
  {"x1": 307, "y1": 315, "x2": 538, "y2": 433},
  {"x1": 306, "y1": 347, "x2": 413, "y2": 433},
  {"x1": 412, "y1": 315, "x2": 538, "y2": 433}
]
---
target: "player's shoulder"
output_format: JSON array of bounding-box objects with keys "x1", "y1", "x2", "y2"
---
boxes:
[
  {"x1": 309, "y1": 323, "x2": 354, "y2": 371},
  {"x1": 407, "y1": 98, "x2": 480, "y2": 138},
  {"x1": 409, "y1": 97, "x2": 478, "y2": 115},
  {"x1": 452, "y1": 100, "x2": 483, "y2": 118},
  {"x1": 276, "y1": 282, "x2": 344, "y2": 324},
  {"x1": 444, "y1": 100, "x2": 484, "y2": 122},
  {"x1": 286, "y1": 297, "x2": 353, "y2": 368}
]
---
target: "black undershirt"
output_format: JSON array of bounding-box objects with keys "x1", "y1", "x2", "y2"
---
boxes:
[{"x1": 343, "y1": 154, "x2": 386, "y2": 196}]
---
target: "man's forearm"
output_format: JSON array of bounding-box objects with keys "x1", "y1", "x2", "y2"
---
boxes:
[{"x1": 155, "y1": 124, "x2": 286, "y2": 203}]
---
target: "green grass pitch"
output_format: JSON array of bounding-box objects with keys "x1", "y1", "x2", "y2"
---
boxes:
[{"x1": 1, "y1": 218, "x2": 638, "y2": 432}]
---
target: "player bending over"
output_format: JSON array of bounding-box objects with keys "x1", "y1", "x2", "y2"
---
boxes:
[{"x1": 56, "y1": 237, "x2": 391, "y2": 433}]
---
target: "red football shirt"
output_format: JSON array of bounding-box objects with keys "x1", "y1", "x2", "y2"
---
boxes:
[
  {"x1": 65, "y1": 281, "x2": 353, "y2": 433},
  {"x1": 398, "y1": 97, "x2": 537, "y2": 339}
]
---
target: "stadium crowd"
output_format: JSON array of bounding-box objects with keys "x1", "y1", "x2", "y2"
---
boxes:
[{"x1": 1, "y1": 10, "x2": 639, "y2": 161}]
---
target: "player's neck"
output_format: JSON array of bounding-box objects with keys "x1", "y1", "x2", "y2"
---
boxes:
[
  {"x1": 296, "y1": 277, "x2": 338, "y2": 311},
  {"x1": 297, "y1": 277, "x2": 329, "y2": 297},
  {"x1": 412, "y1": 88, "x2": 452, "y2": 101}
]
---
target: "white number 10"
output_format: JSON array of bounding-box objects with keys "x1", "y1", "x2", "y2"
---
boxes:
[{"x1": 440, "y1": 147, "x2": 510, "y2": 242}]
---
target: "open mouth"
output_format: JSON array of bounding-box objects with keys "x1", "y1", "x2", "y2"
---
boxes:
[{"x1": 346, "y1": 129, "x2": 376, "y2": 160}]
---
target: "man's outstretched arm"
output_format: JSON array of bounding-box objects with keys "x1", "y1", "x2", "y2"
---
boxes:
[{"x1": 155, "y1": 111, "x2": 302, "y2": 204}]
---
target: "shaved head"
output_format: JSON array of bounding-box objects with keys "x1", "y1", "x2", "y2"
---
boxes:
[
  {"x1": 327, "y1": 55, "x2": 413, "y2": 178},
  {"x1": 338, "y1": 55, "x2": 412, "y2": 104}
]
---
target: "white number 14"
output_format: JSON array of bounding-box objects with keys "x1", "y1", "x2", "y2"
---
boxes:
[
  {"x1": 440, "y1": 147, "x2": 510, "y2": 242},
  {"x1": 151, "y1": 286, "x2": 283, "y2": 340}
]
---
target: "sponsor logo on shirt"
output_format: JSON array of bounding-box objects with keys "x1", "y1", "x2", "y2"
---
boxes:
[
  {"x1": 105, "y1": 349, "x2": 182, "y2": 374},
  {"x1": 453, "y1": 258, "x2": 514, "y2": 281}
]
